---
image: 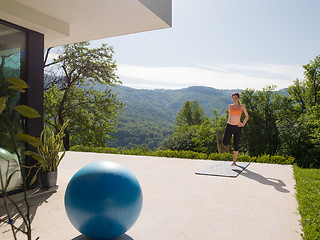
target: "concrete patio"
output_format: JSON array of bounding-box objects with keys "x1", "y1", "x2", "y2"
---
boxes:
[{"x1": 1, "y1": 151, "x2": 302, "y2": 240}]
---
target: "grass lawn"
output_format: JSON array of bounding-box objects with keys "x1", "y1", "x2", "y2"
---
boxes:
[{"x1": 293, "y1": 165, "x2": 320, "y2": 240}]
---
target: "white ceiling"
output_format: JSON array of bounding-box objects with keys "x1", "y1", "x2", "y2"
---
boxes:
[{"x1": 0, "y1": 0, "x2": 172, "y2": 47}]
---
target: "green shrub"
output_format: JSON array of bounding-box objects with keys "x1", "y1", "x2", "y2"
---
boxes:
[
  {"x1": 120, "y1": 146, "x2": 152, "y2": 156},
  {"x1": 271, "y1": 155, "x2": 294, "y2": 165},
  {"x1": 151, "y1": 150, "x2": 167, "y2": 158},
  {"x1": 153, "y1": 149, "x2": 177, "y2": 158},
  {"x1": 208, "y1": 152, "x2": 233, "y2": 161},
  {"x1": 256, "y1": 154, "x2": 271, "y2": 163},
  {"x1": 70, "y1": 145, "x2": 120, "y2": 154},
  {"x1": 71, "y1": 145, "x2": 91, "y2": 152},
  {"x1": 197, "y1": 153, "x2": 208, "y2": 160},
  {"x1": 237, "y1": 154, "x2": 256, "y2": 162},
  {"x1": 255, "y1": 154, "x2": 295, "y2": 165},
  {"x1": 71, "y1": 145, "x2": 294, "y2": 165},
  {"x1": 207, "y1": 152, "x2": 294, "y2": 165}
]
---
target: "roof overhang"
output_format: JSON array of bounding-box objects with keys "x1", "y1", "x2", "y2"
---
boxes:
[{"x1": 0, "y1": 0, "x2": 172, "y2": 48}]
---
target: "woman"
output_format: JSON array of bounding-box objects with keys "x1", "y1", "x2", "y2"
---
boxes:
[{"x1": 223, "y1": 92, "x2": 249, "y2": 166}]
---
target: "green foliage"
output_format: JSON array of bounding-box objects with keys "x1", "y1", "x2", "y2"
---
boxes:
[
  {"x1": 108, "y1": 120, "x2": 172, "y2": 150},
  {"x1": 6, "y1": 77, "x2": 29, "y2": 92},
  {"x1": 110, "y1": 85, "x2": 236, "y2": 149},
  {"x1": 0, "y1": 77, "x2": 41, "y2": 239},
  {"x1": 240, "y1": 86, "x2": 282, "y2": 156},
  {"x1": 160, "y1": 100, "x2": 227, "y2": 154},
  {"x1": 192, "y1": 118, "x2": 217, "y2": 154},
  {"x1": 121, "y1": 146, "x2": 154, "y2": 156},
  {"x1": 287, "y1": 79, "x2": 306, "y2": 111},
  {"x1": 25, "y1": 121, "x2": 68, "y2": 172},
  {"x1": 293, "y1": 166, "x2": 320, "y2": 240},
  {"x1": 70, "y1": 145, "x2": 294, "y2": 165},
  {"x1": 207, "y1": 152, "x2": 293, "y2": 164},
  {"x1": 302, "y1": 56, "x2": 320, "y2": 107},
  {"x1": 76, "y1": 54, "x2": 320, "y2": 169},
  {"x1": 0, "y1": 96, "x2": 6, "y2": 112},
  {"x1": 277, "y1": 54, "x2": 320, "y2": 167},
  {"x1": 13, "y1": 105, "x2": 41, "y2": 118},
  {"x1": 208, "y1": 152, "x2": 233, "y2": 161},
  {"x1": 159, "y1": 124, "x2": 198, "y2": 151},
  {"x1": 254, "y1": 154, "x2": 294, "y2": 165},
  {"x1": 1, "y1": 77, "x2": 39, "y2": 152},
  {"x1": 280, "y1": 105, "x2": 320, "y2": 168},
  {"x1": 176, "y1": 100, "x2": 205, "y2": 126},
  {"x1": 153, "y1": 150, "x2": 207, "y2": 159},
  {"x1": 162, "y1": 100, "x2": 208, "y2": 151},
  {"x1": 71, "y1": 145, "x2": 121, "y2": 154},
  {"x1": 193, "y1": 112, "x2": 227, "y2": 155},
  {"x1": 15, "y1": 133, "x2": 40, "y2": 148},
  {"x1": 237, "y1": 153, "x2": 256, "y2": 163},
  {"x1": 44, "y1": 42, "x2": 122, "y2": 150}
]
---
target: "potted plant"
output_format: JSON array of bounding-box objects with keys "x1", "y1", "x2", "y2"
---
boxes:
[
  {"x1": 38, "y1": 122, "x2": 68, "y2": 188},
  {"x1": 26, "y1": 121, "x2": 68, "y2": 188}
]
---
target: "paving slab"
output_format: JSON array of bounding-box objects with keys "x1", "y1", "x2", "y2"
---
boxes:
[{"x1": 1, "y1": 151, "x2": 302, "y2": 240}]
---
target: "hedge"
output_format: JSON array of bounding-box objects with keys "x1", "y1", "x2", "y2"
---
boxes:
[{"x1": 70, "y1": 145, "x2": 295, "y2": 165}]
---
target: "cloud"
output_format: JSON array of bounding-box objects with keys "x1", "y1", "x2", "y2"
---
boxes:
[{"x1": 116, "y1": 62, "x2": 304, "y2": 90}]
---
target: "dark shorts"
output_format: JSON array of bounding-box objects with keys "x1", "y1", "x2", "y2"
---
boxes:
[{"x1": 222, "y1": 123, "x2": 242, "y2": 151}]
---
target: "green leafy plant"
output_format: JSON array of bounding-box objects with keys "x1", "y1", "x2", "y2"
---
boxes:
[
  {"x1": 0, "y1": 77, "x2": 41, "y2": 240},
  {"x1": 25, "y1": 121, "x2": 68, "y2": 172}
]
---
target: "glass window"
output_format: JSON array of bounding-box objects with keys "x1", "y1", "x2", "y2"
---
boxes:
[{"x1": 0, "y1": 22, "x2": 27, "y2": 192}]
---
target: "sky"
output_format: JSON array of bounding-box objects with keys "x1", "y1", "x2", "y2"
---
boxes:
[{"x1": 91, "y1": 0, "x2": 320, "y2": 90}]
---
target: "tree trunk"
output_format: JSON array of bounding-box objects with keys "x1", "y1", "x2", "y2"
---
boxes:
[{"x1": 63, "y1": 131, "x2": 70, "y2": 151}]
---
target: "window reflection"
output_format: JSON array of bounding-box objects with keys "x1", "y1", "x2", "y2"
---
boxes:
[{"x1": 0, "y1": 22, "x2": 26, "y2": 192}]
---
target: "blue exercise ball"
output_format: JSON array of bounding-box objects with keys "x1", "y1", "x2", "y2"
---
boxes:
[{"x1": 64, "y1": 161, "x2": 143, "y2": 240}]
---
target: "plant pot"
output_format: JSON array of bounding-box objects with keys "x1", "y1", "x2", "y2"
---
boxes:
[{"x1": 41, "y1": 171, "x2": 58, "y2": 189}]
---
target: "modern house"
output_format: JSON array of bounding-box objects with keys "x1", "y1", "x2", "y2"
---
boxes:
[{"x1": 0, "y1": 0, "x2": 172, "y2": 192}]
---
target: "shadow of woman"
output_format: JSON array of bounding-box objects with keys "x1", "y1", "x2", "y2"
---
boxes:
[
  {"x1": 241, "y1": 168, "x2": 290, "y2": 193},
  {"x1": 72, "y1": 233, "x2": 134, "y2": 240}
]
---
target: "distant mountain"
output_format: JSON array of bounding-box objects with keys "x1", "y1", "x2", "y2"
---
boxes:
[
  {"x1": 115, "y1": 85, "x2": 244, "y2": 117},
  {"x1": 108, "y1": 85, "x2": 243, "y2": 149}
]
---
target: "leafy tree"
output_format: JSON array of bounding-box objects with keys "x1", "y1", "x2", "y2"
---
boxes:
[
  {"x1": 161, "y1": 100, "x2": 205, "y2": 151},
  {"x1": 175, "y1": 100, "x2": 205, "y2": 126},
  {"x1": 240, "y1": 86, "x2": 283, "y2": 156},
  {"x1": 159, "y1": 124, "x2": 198, "y2": 151},
  {"x1": 160, "y1": 101, "x2": 227, "y2": 153},
  {"x1": 287, "y1": 79, "x2": 306, "y2": 112},
  {"x1": 278, "y1": 54, "x2": 320, "y2": 167},
  {"x1": 278, "y1": 104, "x2": 320, "y2": 167},
  {"x1": 192, "y1": 109, "x2": 227, "y2": 154},
  {"x1": 109, "y1": 119, "x2": 173, "y2": 150},
  {"x1": 44, "y1": 42, "x2": 123, "y2": 150},
  {"x1": 303, "y1": 56, "x2": 320, "y2": 106}
]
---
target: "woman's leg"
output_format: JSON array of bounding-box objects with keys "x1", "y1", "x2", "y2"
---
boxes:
[
  {"x1": 222, "y1": 124, "x2": 232, "y2": 151},
  {"x1": 231, "y1": 126, "x2": 242, "y2": 166},
  {"x1": 232, "y1": 151, "x2": 238, "y2": 166}
]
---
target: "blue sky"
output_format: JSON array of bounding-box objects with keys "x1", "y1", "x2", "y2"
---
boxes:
[{"x1": 92, "y1": 0, "x2": 320, "y2": 90}]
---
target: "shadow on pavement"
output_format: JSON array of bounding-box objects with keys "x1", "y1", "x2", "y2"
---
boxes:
[
  {"x1": 241, "y1": 168, "x2": 290, "y2": 193},
  {"x1": 0, "y1": 189, "x2": 55, "y2": 236},
  {"x1": 72, "y1": 233, "x2": 134, "y2": 240}
]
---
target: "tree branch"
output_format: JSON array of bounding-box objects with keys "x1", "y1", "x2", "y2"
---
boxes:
[{"x1": 44, "y1": 47, "x2": 52, "y2": 66}]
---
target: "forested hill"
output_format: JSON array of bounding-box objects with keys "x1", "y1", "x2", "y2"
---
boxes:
[{"x1": 108, "y1": 85, "x2": 242, "y2": 150}]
